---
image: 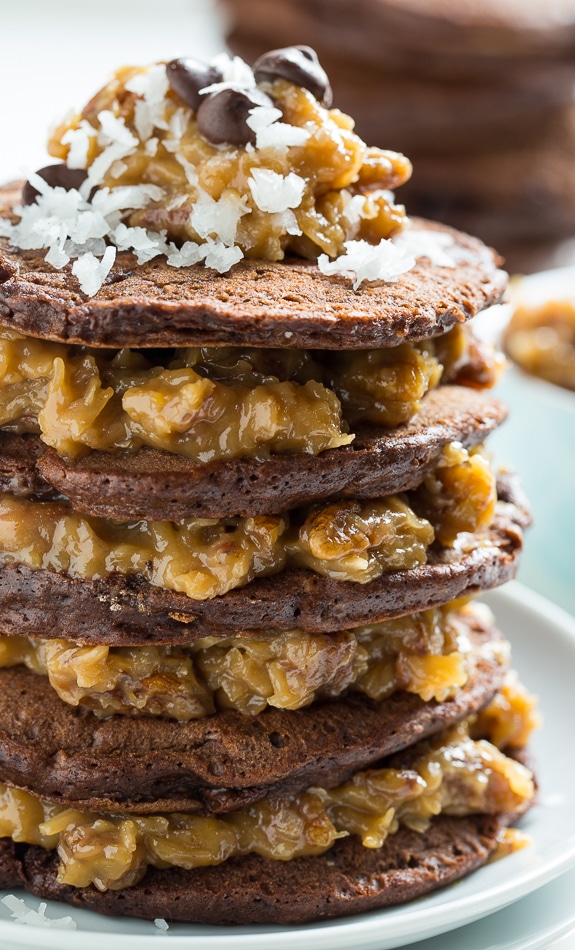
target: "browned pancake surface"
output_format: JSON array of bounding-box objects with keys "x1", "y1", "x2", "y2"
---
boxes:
[
  {"x1": 0, "y1": 184, "x2": 506, "y2": 350},
  {"x1": 3, "y1": 387, "x2": 507, "y2": 520}
]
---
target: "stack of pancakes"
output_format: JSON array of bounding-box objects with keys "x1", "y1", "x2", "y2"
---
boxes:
[
  {"x1": 222, "y1": 0, "x2": 575, "y2": 273},
  {"x1": 0, "y1": 178, "x2": 536, "y2": 923}
]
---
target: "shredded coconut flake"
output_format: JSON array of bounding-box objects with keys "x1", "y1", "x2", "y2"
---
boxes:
[
  {"x1": 98, "y1": 110, "x2": 138, "y2": 149},
  {"x1": 393, "y1": 228, "x2": 458, "y2": 267},
  {"x1": 4, "y1": 183, "x2": 108, "y2": 256},
  {"x1": 170, "y1": 108, "x2": 189, "y2": 140},
  {"x1": 154, "y1": 917, "x2": 170, "y2": 932},
  {"x1": 0, "y1": 163, "x2": 248, "y2": 294},
  {"x1": 166, "y1": 241, "x2": 205, "y2": 267},
  {"x1": 65, "y1": 237, "x2": 107, "y2": 259},
  {"x1": 78, "y1": 110, "x2": 140, "y2": 187},
  {"x1": 342, "y1": 194, "x2": 368, "y2": 232},
  {"x1": 318, "y1": 239, "x2": 416, "y2": 290},
  {"x1": 174, "y1": 151, "x2": 199, "y2": 187},
  {"x1": 190, "y1": 188, "x2": 250, "y2": 246},
  {"x1": 109, "y1": 160, "x2": 128, "y2": 179},
  {"x1": 257, "y1": 123, "x2": 310, "y2": 150},
  {"x1": 167, "y1": 238, "x2": 242, "y2": 271},
  {"x1": 72, "y1": 246, "x2": 116, "y2": 295},
  {"x1": 201, "y1": 53, "x2": 256, "y2": 95},
  {"x1": 246, "y1": 105, "x2": 283, "y2": 129},
  {"x1": 25, "y1": 170, "x2": 53, "y2": 199},
  {"x1": 113, "y1": 223, "x2": 169, "y2": 263},
  {"x1": 126, "y1": 65, "x2": 170, "y2": 141},
  {"x1": 1, "y1": 894, "x2": 77, "y2": 930},
  {"x1": 246, "y1": 106, "x2": 310, "y2": 150},
  {"x1": 90, "y1": 183, "x2": 164, "y2": 216},
  {"x1": 145, "y1": 136, "x2": 159, "y2": 157},
  {"x1": 166, "y1": 194, "x2": 189, "y2": 211},
  {"x1": 271, "y1": 209, "x2": 301, "y2": 236},
  {"x1": 132, "y1": 99, "x2": 154, "y2": 142},
  {"x1": 202, "y1": 239, "x2": 243, "y2": 271},
  {"x1": 1, "y1": 56, "x2": 421, "y2": 295},
  {"x1": 61, "y1": 119, "x2": 97, "y2": 170},
  {"x1": 45, "y1": 243, "x2": 70, "y2": 268},
  {"x1": 248, "y1": 168, "x2": 305, "y2": 214},
  {"x1": 164, "y1": 108, "x2": 191, "y2": 156}
]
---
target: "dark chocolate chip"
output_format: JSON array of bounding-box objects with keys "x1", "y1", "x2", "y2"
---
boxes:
[
  {"x1": 197, "y1": 87, "x2": 273, "y2": 146},
  {"x1": 22, "y1": 165, "x2": 88, "y2": 206},
  {"x1": 166, "y1": 58, "x2": 224, "y2": 113},
  {"x1": 253, "y1": 46, "x2": 332, "y2": 107}
]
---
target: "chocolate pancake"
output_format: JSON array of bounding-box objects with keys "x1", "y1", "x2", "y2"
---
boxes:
[
  {"x1": 0, "y1": 811, "x2": 520, "y2": 924},
  {"x1": 9, "y1": 387, "x2": 507, "y2": 520},
  {"x1": 0, "y1": 496, "x2": 525, "y2": 645},
  {"x1": 0, "y1": 618, "x2": 505, "y2": 812},
  {"x1": 0, "y1": 431, "x2": 54, "y2": 500},
  {"x1": 0, "y1": 185, "x2": 506, "y2": 351}
]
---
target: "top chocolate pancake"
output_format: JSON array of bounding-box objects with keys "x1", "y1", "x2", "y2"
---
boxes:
[{"x1": 0, "y1": 183, "x2": 506, "y2": 350}]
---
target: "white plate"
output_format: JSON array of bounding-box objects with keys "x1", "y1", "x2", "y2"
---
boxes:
[
  {"x1": 9, "y1": 872, "x2": 575, "y2": 950},
  {"x1": 0, "y1": 583, "x2": 574, "y2": 950},
  {"x1": 408, "y1": 865, "x2": 575, "y2": 950}
]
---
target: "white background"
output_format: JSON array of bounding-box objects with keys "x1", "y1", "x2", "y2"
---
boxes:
[{"x1": 0, "y1": 0, "x2": 226, "y2": 182}]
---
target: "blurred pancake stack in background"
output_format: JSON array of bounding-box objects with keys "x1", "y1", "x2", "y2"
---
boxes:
[{"x1": 221, "y1": 0, "x2": 575, "y2": 273}]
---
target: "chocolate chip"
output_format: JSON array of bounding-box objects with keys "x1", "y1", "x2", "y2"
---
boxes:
[
  {"x1": 197, "y1": 87, "x2": 273, "y2": 146},
  {"x1": 166, "y1": 58, "x2": 224, "y2": 112},
  {"x1": 22, "y1": 165, "x2": 88, "y2": 206},
  {"x1": 253, "y1": 46, "x2": 332, "y2": 107}
]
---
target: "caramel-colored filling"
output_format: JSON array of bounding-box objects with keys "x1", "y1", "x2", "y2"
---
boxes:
[
  {"x1": 0, "y1": 441, "x2": 497, "y2": 598},
  {"x1": 0, "y1": 603, "x2": 499, "y2": 719},
  {"x1": 0, "y1": 722, "x2": 534, "y2": 891},
  {"x1": 490, "y1": 827, "x2": 531, "y2": 863},
  {"x1": 504, "y1": 300, "x2": 575, "y2": 392},
  {"x1": 472, "y1": 671, "x2": 540, "y2": 749},
  {"x1": 413, "y1": 442, "x2": 497, "y2": 546},
  {"x1": 0, "y1": 325, "x2": 497, "y2": 462},
  {"x1": 50, "y1": 74, "x2": 410, "y2": 260},
  {"x1": 0, "y1": 492, "x2": 434, "y2": 599}
]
